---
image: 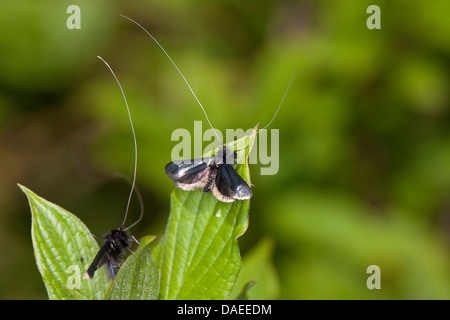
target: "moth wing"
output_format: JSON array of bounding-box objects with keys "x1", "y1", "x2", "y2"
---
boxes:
[
  {"x1": 165, "y1": 157, "x2": 214, "y2": 191},
  {"x1": 212, "y1": 164, "x2": 252, "y2": 202},
  {"x1": 83, "y1": 241, "x2": 111, "y2": 279},
  {"x1": 106, "y1": 254, "x2": 117, "y2": 278}
]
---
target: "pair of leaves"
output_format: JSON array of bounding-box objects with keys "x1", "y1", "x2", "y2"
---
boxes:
[{"x1": 20, "y1": 128, "x2": 256, "y2": 299}]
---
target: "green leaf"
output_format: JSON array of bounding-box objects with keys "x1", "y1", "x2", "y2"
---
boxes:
[
  {"x1": 19, "y1": 184, "x2": 111, "y2": 300},
  {"x1": 230, "y1": 237, "x2": 280, "y2": 300},
  {"x1": 139, "y1": 234, "x2": 157, "y2": 248},
  {"x1": 61, "y1": 286, "x2": 89, "y2": 300},
  {"x1": 153, "y1": 128, "x2": 257, "y2": 300},
  {"x1": 107, "y1": 241, "x2": 159, "y2": 300}
]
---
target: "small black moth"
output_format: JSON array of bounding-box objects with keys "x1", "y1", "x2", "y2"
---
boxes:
[
  {"x1": 165, "y1": 146, "x2": 252, "y2": 203},
  {"x1": 121, "y1": 15, "x2": 293, "y2": 203},
  {"x1": 83, "y1": 56, "x2": 142, "y2": 280},
  {"x1": 83, "y1": 228, "x2": 137, "y2": 279}
]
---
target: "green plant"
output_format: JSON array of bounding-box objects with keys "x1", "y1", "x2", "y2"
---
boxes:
[{"x1": 19, "y1": 128, "x2": 277, "y2": 300}]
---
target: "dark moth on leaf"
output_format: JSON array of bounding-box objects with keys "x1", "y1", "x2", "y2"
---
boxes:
[
  {"x1": 165, "y1": 146, "x2": 252, "y2": 203},
  {"x1": 83, "y1": 228, "x2": 136, "y2": 279}
]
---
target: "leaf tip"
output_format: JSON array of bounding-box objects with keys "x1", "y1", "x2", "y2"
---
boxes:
[
  {"x1": 17, "y1": 183, "x2": 37, "y2": 199},
  {"x1": 17, "y1": 183, "x2": 36, "y2": 204},
  {"x1": 17, "y1": 183, "x2": 27, "y2": 193}
]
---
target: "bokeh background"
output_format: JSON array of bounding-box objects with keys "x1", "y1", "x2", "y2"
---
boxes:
[{"x1": 1, "y1": 0, "x2": 449, "y2": 299}]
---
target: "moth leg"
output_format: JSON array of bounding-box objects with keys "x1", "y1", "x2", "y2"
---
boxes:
[
  {"x1": 109, "y1": 262, "x2": 116, "y2": 278},
  {"x1": 131, "y1": 235, "x2": 140, "y2": 244}
]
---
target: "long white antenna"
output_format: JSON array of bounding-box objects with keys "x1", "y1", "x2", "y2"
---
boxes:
[
  {"x1": 96, "y1": 56, "x2": 138, "y2": 229},
  {"x1": 122, "y1": 181, "x2": 144, "y2": 230},
  {"x1": 257, "y1": 72, "x2": 295, "y2": 133},
  {"x1": 113, "y1": 172, "x2": 144, "y2": 231},
  {"x1": 120, "y1": 14, "x2": 223, "y2": 145}
]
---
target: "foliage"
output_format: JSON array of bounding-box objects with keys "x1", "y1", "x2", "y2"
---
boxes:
[
  {"x1": 2, "y1": 1, "x2": 450, "y2": 299},
  {"x1": 19, "y1": 184, "x2": 111, "y2": 300},
  {"x1": 19, "y1": 131, "x2": 258, "y2": 300}
]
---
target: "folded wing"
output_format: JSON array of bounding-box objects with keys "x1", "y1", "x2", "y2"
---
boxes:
[
  {"x1": 212, "y1": 164, "x2": 252, "y2": 203},
  {"x1": 165, "y1": 157, "x2": 214, "y2": 191}
]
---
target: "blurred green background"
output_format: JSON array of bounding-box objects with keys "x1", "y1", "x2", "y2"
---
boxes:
[{"x1": 1, "y1": 0, "x2": 449, "y2": 299}]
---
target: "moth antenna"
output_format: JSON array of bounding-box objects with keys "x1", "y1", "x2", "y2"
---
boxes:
[
  {"x1": 123, "y1": 184, "x2": 144, "y2": 230},
  {"x1": 120, "y1": 14, "x2": 223, "y2": 145},
  {"x1": 112, "y1": 172, "x2": 144, "y2": 231},
  {"x1": 256, "y1": 72, "x2": 296, "y2": 134},
  {"x1": 96, "y1": 56, "x2": 138, "y2": 229}
]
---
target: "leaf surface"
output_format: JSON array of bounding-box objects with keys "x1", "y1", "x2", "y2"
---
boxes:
[
  {"x1": 20, "y1": 184, "x2": 111, "y2": 300},
  {"x1": 107, "y1": 241, "x2": 159, "y2": 300}
]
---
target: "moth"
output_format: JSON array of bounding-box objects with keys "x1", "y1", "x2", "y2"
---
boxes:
[
  {"x1": 83, "y1": 228, "x2": 136, "y2": 279},
  {"x1": 165, "y1": 146, "x2": 252, "y2": 203},
  {"x1": 83, "y1": 57, "x2": 142, "y2": 279},
  {"x1": 121, "y1": 15, "x2": 293, "y2": 203}
]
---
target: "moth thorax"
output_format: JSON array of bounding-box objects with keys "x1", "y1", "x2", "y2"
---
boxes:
[
  {"x1": 107, "y1": 229, "x2": 131, "y2": 256},
  {"x1": 214, "y1": 147, "x2": 236, "y2": 166}
]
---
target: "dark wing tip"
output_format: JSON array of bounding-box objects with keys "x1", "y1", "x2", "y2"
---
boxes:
[
  {"x1": 165, "y1": 161, "x2": 179, "y2": 178},
  {"x1": 234, "y1": 183, "x2": 252, "y2": 199},
  {"x1": 214, "y1": 164, "x2": 253, "y2": 202}
]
